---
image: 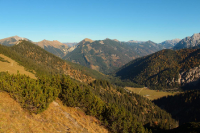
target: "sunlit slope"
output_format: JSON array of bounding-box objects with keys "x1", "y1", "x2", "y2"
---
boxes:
[
  {"x1": 0, "y1": 91, "x2": 107, "y2": 133},
  {"x1": 0, "y1": 41, "x2": 106, "y2": 82},
  {"x1": 114, "y1": 49, "x2": 200, "y2": 90},
  {"x1": 0, "y1": 54, "x2": 36, "y2": 79},
  {"x1": 125, "y1": 87, "x2": 178, "y2": 100}
]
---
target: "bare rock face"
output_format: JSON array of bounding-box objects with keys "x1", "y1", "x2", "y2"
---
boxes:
[
  {"x1": 178, "y1": 65, "x2": 200, "y2": 85},
  {"x1": 0, "y1": 36, "x2": 30, "y2": 46},
  {"x1": 160, "y1": 38, "x2": 181, "y2": 49},
  {"x1": 174, "y1": 33, "x2": 200, "y2": 49}
]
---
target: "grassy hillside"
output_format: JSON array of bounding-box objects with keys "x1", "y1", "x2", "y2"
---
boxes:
[
  {"x1": 0, "y1": 40, "x2": 106, "y2": 82},
  {"x1": 0, "y1": 54, "x2": 36, "y2": 79},
  {"x1": 0, "y1": 71, "x2": 179, "y2": 132},
  {"x1": 0, "y1": 91, "x2": 108, "y2": 133},
  {"x1": 63, "y1": 39, "x2": 164, "y2": 74},
  {"x1": 114, "y1": 49, "x2": 200, "y2": 90}
]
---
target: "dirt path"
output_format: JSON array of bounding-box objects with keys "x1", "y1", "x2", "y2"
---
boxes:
[{"x1": 138, "y1": 88, "x2": 144, "y2": 94}]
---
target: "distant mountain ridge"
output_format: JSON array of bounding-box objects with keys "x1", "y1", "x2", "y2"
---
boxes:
[
  {"x1": 174, "y1": 33, "x2": 200, "y2": 49},
  {"x1": 128, "y1": 40, "x2": 144, "y2": 43},
  {"x1": 63, "y1": 42, "x2": 78, "y2": 47},
  {"x1": 0, "y1": 36, "x2": 31, "y2": 46},
  {"x1": 63, "y1": 38, "x2": 164, "y2": 74},
  {"x1": 160, "y1": 38, "x2": 181, "y2": 49},
  {"x1": 34, "y1": 39, "x2": 69, "y2": 58},
  {"x1": 0, "y1": 36, "x2": 72, "y2": 58}
]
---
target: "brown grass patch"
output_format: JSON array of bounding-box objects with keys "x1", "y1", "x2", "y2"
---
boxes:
[
  {"x1": 126, "y1": 87, "x2": 178, "y2": 100},
  {"x1": 0, "y1": 91, "x2": 108, "y2": 133},
  {"x1": 0, "y1": 54, "x2": 36, "y2": 79}
]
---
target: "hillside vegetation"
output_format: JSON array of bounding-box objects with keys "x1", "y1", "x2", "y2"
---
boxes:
[
  {"x1": 114, "y1": 49, "x2": 200, "y2": 90},
  {"x1": 1, "y1": 40, "x2": 198, "y2": 132},
  {"x1": 0, "y1": 71, "x2": 179, "y2": 132},
  {"x1": 0, "y1": 40, "x2": 106, "y2": 82},
  {"x1": 153, "y1": 90, "x2": 200, "y2": 125},
  {"x1": 0, "y1": 54, "x2": 36, "y2": 79},
  {"x1": 0, "y1": 91, "x2": 108, "y2": 133}
]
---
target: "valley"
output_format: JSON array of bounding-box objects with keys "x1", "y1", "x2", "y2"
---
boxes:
[
  {"x1": 0, "y1": 32, "x2": 200, "y2": 133},
  {"x1": 125, "y1": 87, "x2": 178, "y2": 100},
  {"x1": 1, "y1": 0, "x2": 200, "y2": 132}
]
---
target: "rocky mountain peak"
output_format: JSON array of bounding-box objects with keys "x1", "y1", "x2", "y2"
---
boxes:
[
  {"x1": 191, "y1": 33, "x2": 200, "y2": 40},
  {"x1": 36, "y1": 39, "x2": 68, "y2": 48},
  {"x1": 113, "y1": 39, "x2": 119, "y2": 42},
  {"x1": 174, "y1": 33, "x2": 200, "y2": 50},
  {"x1": 0, "y1": 36, "x2": 30, "y2": 46},
  {"x1": 82, "y1": 38, "x2": 93, "y2": 43}
]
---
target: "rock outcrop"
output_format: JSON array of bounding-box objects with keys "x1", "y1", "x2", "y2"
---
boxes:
[{"x1": 178, "y1": 65, "x2": 200, "y2": 85}]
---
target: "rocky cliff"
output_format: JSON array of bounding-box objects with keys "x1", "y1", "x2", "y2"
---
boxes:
[
  {"x1": 174, "y1": 33, "x2": 200, "y2": 50},
  {"x1": 178, "y1": 65, "x2": 200, "y2": 85}
]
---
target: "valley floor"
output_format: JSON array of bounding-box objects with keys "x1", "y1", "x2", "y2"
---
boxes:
[{"x1": 125, "y1": 87, "x2": 178, "y2": 100}]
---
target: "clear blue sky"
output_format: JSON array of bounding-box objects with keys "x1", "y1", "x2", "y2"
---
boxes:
[{"x1": 0, "y1": 0, "x2": 200, "y2": 43}]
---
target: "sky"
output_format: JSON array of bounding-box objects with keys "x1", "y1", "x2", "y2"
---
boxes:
[{"x1": 0, "y1": 0, "x2": 200, "y2": 43}]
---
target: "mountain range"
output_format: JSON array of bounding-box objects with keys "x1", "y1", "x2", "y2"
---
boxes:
[
  {"x1": 0, "y1": 33, "x2": 200, "y2": 75},
  {"x1": 63, "y1": 38, "x2": 165, "y2": 74},
  {"x1": 0, "y1": 33, "x2": 200, "y2": 132},
  {"x1": 0, "y1": 40, "x2": 179, "y2": 132}
]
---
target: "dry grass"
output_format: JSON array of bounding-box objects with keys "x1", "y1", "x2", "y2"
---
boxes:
[
  {"x1": 0, "y1": 54, "x2": 36, "y2": 79},
  {"x1": 125, "y1": 87, "x2": 178, "y2": 100},
  {"x1": 0, "y1": 91, "x2": 108, "y2": 133}
]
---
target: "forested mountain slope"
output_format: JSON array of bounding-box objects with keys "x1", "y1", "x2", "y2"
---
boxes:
[
  {"x1": 1, "y1": 40, "x2": 198, "y2": 132},
  {"x1": 153, "y1": 90, "x2": 200, "y2": 125},
  {"x1": 0, "y1": 79, "x2": 108, "y2": 133},
  {"x1": 0, "y1": 71, "x2": 178, "y2": 133},
  {"x1": 0, "y1": 40, "x2": 105, "y2": 82},
  {"x1": 63, "y1": 38, "x2": 164, "y2": 74},
  {"x1": 113, "y1": 48, "x2": 200, "y2": 90}
]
